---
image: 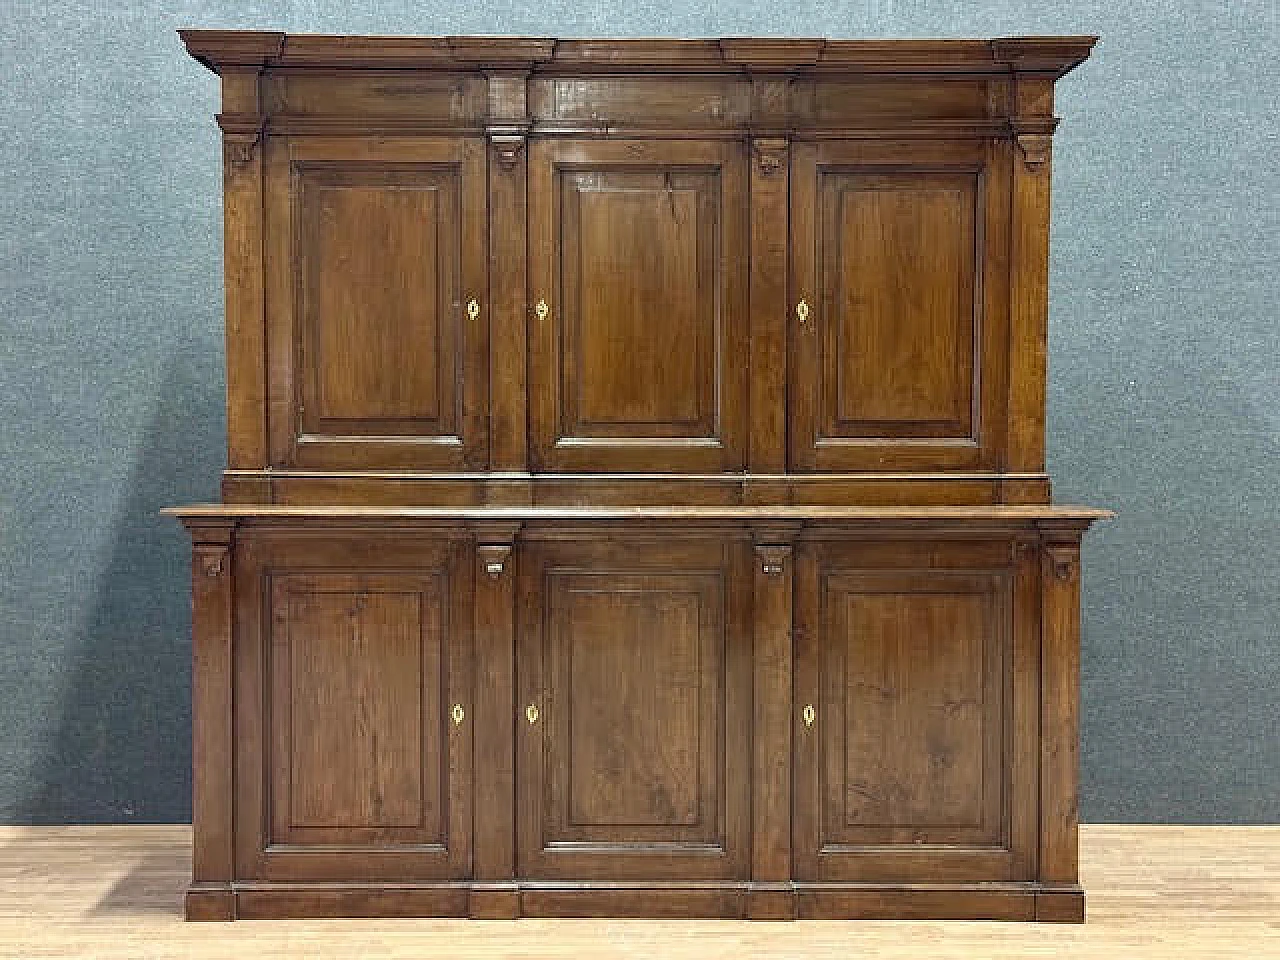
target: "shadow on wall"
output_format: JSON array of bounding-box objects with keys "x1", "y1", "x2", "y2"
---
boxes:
[{"x1": 18, "y1": 355, "x2": 218, "y2": 823}]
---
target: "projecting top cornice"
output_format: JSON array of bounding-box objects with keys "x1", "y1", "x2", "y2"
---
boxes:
[{"x1": 179, "y1": 30, "x2": 1096, "y2": 77}]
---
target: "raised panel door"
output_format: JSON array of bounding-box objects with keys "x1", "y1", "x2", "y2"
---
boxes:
[
  {"x1": 234, "y1": 534, "x2": 473, "y2": 881},
  {"x1": 265, "y1": 137, "x2": 488, "y2": 469},
  {"x1": 529, "y1": 139, "x2": 749, "y2": 472},
  {"x1": 793, "y1": 540, "x2": 1038, "y2": 883},
  {"x1": 516, "y1": 538, "x2": 751, "y2": 880},
  {"x1": 789, "y1": 140, "x2": 1010, "y2": 471}
]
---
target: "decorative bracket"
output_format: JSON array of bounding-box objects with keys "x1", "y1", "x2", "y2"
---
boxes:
[
  {"x1": 490, "y1": 135, "x2": 526, "y2": 171},
  {"x1": 223, "y1": 132, "x2": 261, "y2": 167},
  {"x1": 755, "y1": 544, "x2": 793, "y2": 577},
  {"x1": 1016, "y1": 133, "x2": 1053, "y2": 169},
  {"x1": 191, "y1": 538, "x2": 233, "y2": 580},
  {"x1": 1045, "y1": 545, "x2": 1078, "y2": 581},
  {"x1": 478, "y1": 543, "x2": 514, "y2": 580},
  {"x1": 753, "y1": 137, "x2": 788, "y2": 177}
]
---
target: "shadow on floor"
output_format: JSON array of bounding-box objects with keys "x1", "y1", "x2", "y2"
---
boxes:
[{"x1": 91, "y1": 849, "x2": 189, "y2": 916}]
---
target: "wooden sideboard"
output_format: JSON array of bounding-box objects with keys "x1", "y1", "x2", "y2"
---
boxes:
[{"x1": 170, "y1": 32, "x2": 1108, "y2": 922}]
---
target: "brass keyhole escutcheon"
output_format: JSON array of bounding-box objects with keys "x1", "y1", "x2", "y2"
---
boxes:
[
  {"x1": 451, "y1": 703, "x2": 465, "y2": 726},
  {"x1": 526, "y1": 704, "x2": 539, "y2": 725},
  {"x1": 534, "y1": 299, "x2": 549, "y2": 322},
  {"x1": 802, "y1": 704, "x2": 815, "y2": 728},
  {"x1": 796, "y1": 299, "x2": 810, "y2": 328},
  {"x1": 466, "y1": 298, "x2": 480, "y2": 321}
]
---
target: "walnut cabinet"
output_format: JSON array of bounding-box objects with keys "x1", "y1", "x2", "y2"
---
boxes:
[{"x1": 171, "y1": 32, "x2": 1107, "y2": 921}]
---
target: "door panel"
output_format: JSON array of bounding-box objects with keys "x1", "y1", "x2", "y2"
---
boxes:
[
  {"x1": 517, "y1": 538, "x2": 751, "y2": 880},
  {"x1": 234, "y1": 534, "x2": 473, "y2": 882},
  {"x1": 266, "y1": 137, "x2": 488, "y2": 469},
  {"x1": 794, "y1": 540, "x2": 1037, "y2": 883},
  {"x1": 789, "y1": 140, "x2": 1009, "y2": 471},
  {"x1": 529, "y1": 140, "x2": 748, "y2": 472}
]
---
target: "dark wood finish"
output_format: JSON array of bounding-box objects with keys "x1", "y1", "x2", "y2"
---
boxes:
[
  {"x1": 485, "y1": 79, "x2": 529, "y2": 477},
  {"x1": 187, "y1": 522, "x2": 236, "y2": 906},
  {"x1": 516, "y1": 536, "x2": 751, "y2": 880},
  {"x1": 749, "y1": 533, "x2": 797, "y2": 919},
  {"x1": 1039, "y1": 527, "x2": 1085, "y2": 886},
  {"x1": 175, "y1": 33, "x2": 1104, "y2": 921},
  {"x1": 793, "y1": 541, "x2": 1038, "y2": 884},
  {"x1": 788, "y1": 139, "x2": 1009, "y2": 471},
  {"x1": 188, "y1": 30, "x2": 1096, "y2": 501},
  {"x1": 470, "y1": 527, "x2": 519, "y2": 918},
  {"x1": 265, "y1": 137, "x2": 488, "y2": 470},
  {"x1": 528, "y1": 138, "x2": 748, "y2": 472},
  {"x1": 232, "y1": 532, "x2": 473, "y2": 883}
]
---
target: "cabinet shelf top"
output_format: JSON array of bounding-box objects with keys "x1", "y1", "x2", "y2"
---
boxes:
[
  {"x1": 164, "y1": 503, "x2": 1113, "y2": 526},
  {"x1": 179, "y1": 30, "x2": 1095, "y2": 77}
]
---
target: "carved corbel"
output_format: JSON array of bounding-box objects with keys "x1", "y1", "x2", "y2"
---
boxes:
[
  {"x1": 756, "y1": 544, "x2": 791, "y2": 577},
  {"x1": 490, "y1": 135, "x2": 526, "y2": 171},
  {"x1": 1044, "y1": 544, "x2": 1079, "y2": 581},
  {"x1": 753, "y1": 137, "x2": 789, "y2": 177},
  {"x1": 1016, "y1": 133, "x2": 1053, "y2": 169},
  {"x1": 478, "y1": 543, "x2": 514, "y2": 580},
  {"x1": 223, "y1": 132, "x2": 261, "y2": 167},
  {"x1": 200, "y1": 551, "x2": 226, "y2": 579},
  {"x1": 752, "y1": 522, "x2": 801, "y2": 576}
]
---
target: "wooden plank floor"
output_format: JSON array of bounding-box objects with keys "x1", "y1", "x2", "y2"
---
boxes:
[{"x1": 0, "y1": 826, "x2": 1275, "y2": 958}]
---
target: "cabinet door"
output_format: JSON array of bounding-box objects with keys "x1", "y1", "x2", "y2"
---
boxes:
[
  {"x1": 516, "y1": 538, "x2": 751, "y2": 880},
  {"x1": 788, "y1": 140, "x2": 1009, "y2": 471},
  {"x1": 528, "y1": 139, "x2": 749, "y2": 472},
  {"x1": 793, "y1": 540, "x2": 1038, "y2": 882},
  {"x1": 234, "y1": 533, "x2": 473, "y2": 881},
  {"x1": 266, "y1": 137, "x2": 488, "y2": 469}
]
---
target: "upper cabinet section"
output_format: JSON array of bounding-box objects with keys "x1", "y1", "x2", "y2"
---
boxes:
[
  {"x1": 180, "y1": 33, "x2": 1095, "y2": 142},
  {"x1": 183, "y1": 32, "x2": 1094, "y2": 500}
]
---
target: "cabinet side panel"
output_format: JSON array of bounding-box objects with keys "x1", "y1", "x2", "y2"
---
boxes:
[
  {"x1": 1039, "y1": 537, "x2": 1082, "y2": 885},
  {"x1": 222, "y1": 110, "x2": 268, "y2": 469},
  {"x1": 1007, "y1": 77, "x2": 1057, "y2": 477},
  {"x1": 189, "y1": 530, "x2": 235, "y2": 887}
]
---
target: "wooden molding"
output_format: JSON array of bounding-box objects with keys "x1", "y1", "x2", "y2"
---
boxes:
[
  {"x1": 166, "y1": 505, "x2": 1114, "y2": 524},
  {"x1": 992, "y1": 36, "x2": 1098, "y2": 77},
  {"x1": 180, "y1": 31, "x2": 1096, "y2": 76},
  {"x1": 181, "y1": 29, "x2": 283, "y2": 72}
]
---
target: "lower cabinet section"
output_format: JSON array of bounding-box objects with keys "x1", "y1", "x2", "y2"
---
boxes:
[{"x1": 175, "y1": 510, "x2": 1097, "y2": 922}]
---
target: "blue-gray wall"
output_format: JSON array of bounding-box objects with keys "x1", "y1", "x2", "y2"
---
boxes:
[{"x1": 1, "y1": 2, "x2": 1276, "y2": 824}]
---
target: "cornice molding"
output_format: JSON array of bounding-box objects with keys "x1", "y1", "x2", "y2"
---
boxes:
[{"x1": 180, "y1": 31, "x2": 1096, "y2": 77}]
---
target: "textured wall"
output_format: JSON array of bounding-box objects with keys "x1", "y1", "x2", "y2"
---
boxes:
[{"x1": 1, "y1": 1, "x2": 1276, "y2": 824}]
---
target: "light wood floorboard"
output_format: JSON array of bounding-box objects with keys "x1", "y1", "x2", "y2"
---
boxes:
[{"x1": 0, "y1": 825, "x2": 1275, "y2": 958}]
